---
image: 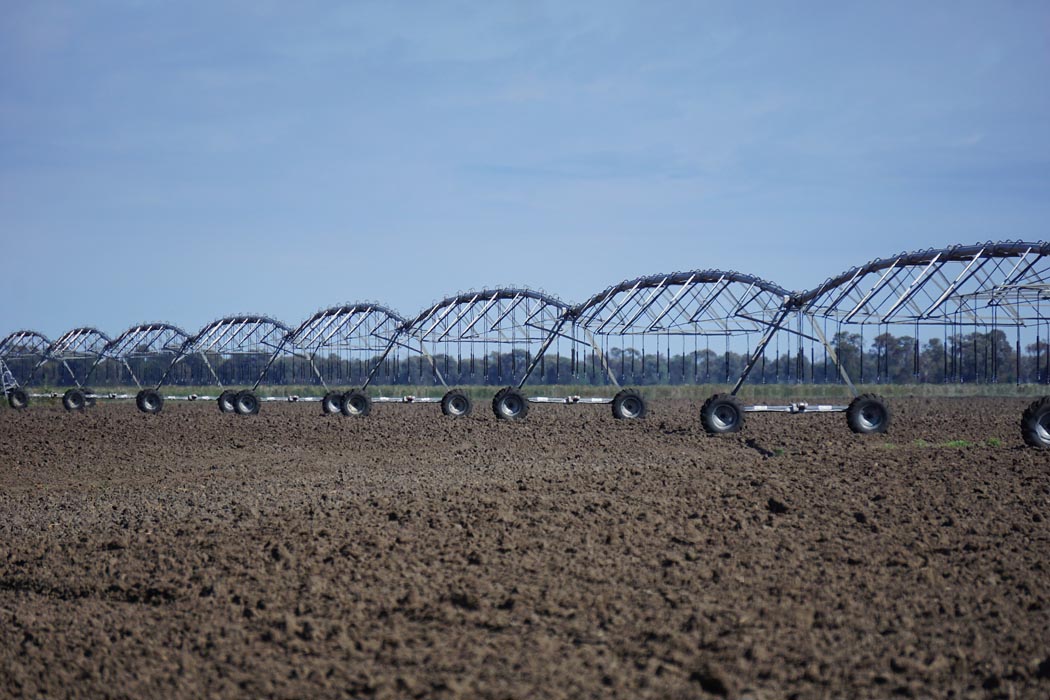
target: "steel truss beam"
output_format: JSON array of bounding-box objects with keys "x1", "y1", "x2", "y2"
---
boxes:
[
  {"x1": 796, "y1": 241, "x2": 1050, "y2": 326},
  {"x1": 0, "y1": 330, "x2": 52, "y2": 361},
  {"x1": 83, "y1": 323, "x2": 190, "y2": 390},
  {"x1": 404, "y1": 288, "x2": 576, "y2": 388},
  {"x1": 574, "y1": 270, "x2": 791, "y2": 337},
  {"x1": 729, "y1": 241, "x2": 1050, "y2": 396},
  {"x1": 0, "y1": 330, "x2": 52, "y2": 386},
  {"x1": 159, "y1": 315, "x2": 291, "y2": 390},
  {"x1": 276, "y1": 303, "x2": 409, "y2": 391},
  {"x1": 26, "y1": 327, "x2": 112, "y2": 388}
]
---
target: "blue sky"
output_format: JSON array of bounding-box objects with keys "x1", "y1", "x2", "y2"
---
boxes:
[{"x1": 2, "y1": 1, "x2": 1048, "y2": 338}]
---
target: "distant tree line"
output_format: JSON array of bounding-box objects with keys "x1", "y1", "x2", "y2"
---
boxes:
[{"x1": 6, "y1": 329, "x2": 1050, "y2": 388}]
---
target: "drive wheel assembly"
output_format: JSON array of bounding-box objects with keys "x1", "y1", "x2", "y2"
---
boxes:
[
  {"x1": 611, "y1": 388, "x2": 647, "y2": 420},
  {"x1": 135, "y1": 389, "x2": 164, "y2": 414},
  {"x1": 217, "y1": 390, "x2": 237, "y2": 413},
  {"x1": 341, "y1": 389, "x2": 371, "y2": 417},
  {"x1": 7, "y1": 388, "x2": 28, "y2": 410},
  {"x1": 321, "y1": 391, "x2": 344, "y2": 415},
  {"x1": 1021, "y1": 396, "x2": 1050, "y2": 448},
  {"x1": 700, "y1": 393, "x2": 744, "y2": 434},
  {"x1": 441, "y1": 389, "x2": 472, "y2": 418},
  {"x1": 62, "y1": 388, "x2": 87, "y2": 412},
  {"x1": 846, "y1": 394, "x2": 890, "y2": 434},
  {"x1": 234, "y1": 390, "x2": 260, "y2": 416},
  {"x1": 492, "y1": 386, "x2": 528, "y2": 421}
]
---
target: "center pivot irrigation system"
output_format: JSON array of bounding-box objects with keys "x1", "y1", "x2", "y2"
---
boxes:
[{"x1": 3, "y1": 241, "x2": 1050, "y2": 448}]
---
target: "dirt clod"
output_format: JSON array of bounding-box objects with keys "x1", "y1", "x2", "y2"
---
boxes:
[
  {"x1": 766, "y1": 498, "x2": 788, "y2": 514},
  {"x1": 691, "y1": 663, "x2": 731, "y2": 696}
]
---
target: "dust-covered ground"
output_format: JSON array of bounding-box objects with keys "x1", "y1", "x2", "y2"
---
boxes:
[{"x1": 1, "y1": 396, "x2": 1048, "y2": 699}]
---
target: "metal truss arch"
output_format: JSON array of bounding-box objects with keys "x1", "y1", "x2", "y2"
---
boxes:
[
  {"x1": 574, "y1": 269, "x2": 792, "y2": 337},
  {"x1": 407, "y1": 287, "x2": 572, "y2": 330},
  {"x1": 404, "y1": 287, "x2": 576, "y2": 389},
  {"x1": 102, "y1": 322, "x2": 190, "y2": 356},
  {"x1": 795, "y1": 241, "x2": 1050, "y2": 325},
  {"x1": 278, "y1": 302, "x2": 410, "y2": 390},
  {"x1": 0, "y1": 329, "x2": 52, "y2": 359},
  {"x1": 0, "y1": 330, "x2": 53, "y2": 386},
  {"x1": 188, "y1": 314, "x2": 292, "y2": 341},
  {"x1": 47, "y1": 327, "x2": 112, "y2": 356},
  {"x1": 33, "y1": 327, "x2": 113, "y2": 388},
  {"x1": 161, "y1": 314, "x2": 292, "y2": 390},
  {"x1": 293, "y1": 303, "x2": 409, "y2": 336},
  {"x1": 88, "y1": 322, "x2": 192, "y2": 389}
]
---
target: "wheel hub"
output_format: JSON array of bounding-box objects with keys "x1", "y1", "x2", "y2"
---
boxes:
[
  {"x1": 621, "y1": 397, "x2": 642, "y2": 418},
  {"x1": 860, "y1": 406, "x2": 884, "y2": 430},
  {"x1": 713, "y1": 405, "x2": 738, "y2": 429},
  {"x1": 501, "y1": 396, "x2": 523, "y2": 416},
  {"x1": 1038, "y1": 413, "x2": 1050, "y2": 442}
]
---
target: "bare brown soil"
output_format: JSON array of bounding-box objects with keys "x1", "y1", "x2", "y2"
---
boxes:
[{"x1": 1, "y1": 397, "x2": 1049, "y2": 699}]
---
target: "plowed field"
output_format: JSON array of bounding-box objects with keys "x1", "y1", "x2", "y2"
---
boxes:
[{"x1": 2, "y1": 397, "x2": 1049, "y2": 699}]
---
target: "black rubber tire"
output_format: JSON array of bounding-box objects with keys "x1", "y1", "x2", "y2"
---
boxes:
[
  {"x1": 846, "y1": 393, "x2": 891, "y2": 434},
  {"x1": 62, "y1": 388, "x2": 86, "y2": 412},
  {"x1": 1021, "y1": 396, "x2": 1050, "y2": 448},
  {"x1": 217, "y1": 390, "x2": 237, "y2": 413},
  {"x1": 321, "y1": 391, "x2": 344, "y2": 415},
  {"x1": 700, "y1": 393, "x2": 744, "y2": 434},
  {"x1": 492, "y1": 386, "x2": 529, "y2": 421},
  {"x1": 136, "y1": 389, "x2": 164, "y2": 414},
  {"x1": 341, "y1": 389, "x2": 371, "y2": 417},
  {"x1": 611, "y1": 388, "x2": 647, "y2": 420},
  {"x1": 7, "y1": 388, "x2": 29, "y2": 410},
  {"x1": 234, "y1": 390, "x2": 260, "y2": 416},
  {"x1": 82, "y1": 388, "x2": 96, "y2": 408},
  {"x1": 441, "y1": 389, "x2": 472, "y2": 418}
]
